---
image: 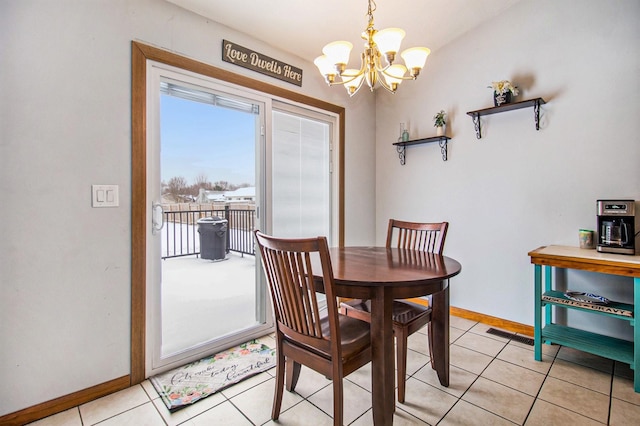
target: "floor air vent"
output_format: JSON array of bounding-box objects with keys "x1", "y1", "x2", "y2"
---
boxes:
[{"x1": 486, "y1": 328, "x2": 534, "y2": 346}]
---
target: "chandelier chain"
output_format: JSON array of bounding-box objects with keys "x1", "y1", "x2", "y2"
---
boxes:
[{"x1": 367, "y1": 0, "x2": 376, "y2": 27}]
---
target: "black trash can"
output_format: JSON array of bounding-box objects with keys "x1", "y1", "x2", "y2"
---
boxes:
[{"x1": 197, "y1": 216, "x2": 228, "y2": 260}]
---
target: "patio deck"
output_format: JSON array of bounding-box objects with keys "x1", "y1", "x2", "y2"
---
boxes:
[{"x1": 161, "y1": 251, "x2": 259, "y2": 356}]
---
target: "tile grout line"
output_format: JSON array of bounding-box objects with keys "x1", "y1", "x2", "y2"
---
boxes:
[
  {"x1": 521, "y1": 344, "x2": 614, "y2": 425},
  {"x1": 606, "y1": 370, "x2": 614, "y2": 426},
  {"x1": 434, "y1": 327, "x2": 521, "y2": 425},
  {"x1": 139, "y1": 383, "x2": 171, "y2": 426},
  {"x1": 506, "y1": 338, "x2": 554, "y2": 426},
  {"x1": 455, "y1": 332, "x2": 513, "y2": 424}
]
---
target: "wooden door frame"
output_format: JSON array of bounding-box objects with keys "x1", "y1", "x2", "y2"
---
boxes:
[{"x1": 130, "y1": 41, "x2": 345, "y2": 384}]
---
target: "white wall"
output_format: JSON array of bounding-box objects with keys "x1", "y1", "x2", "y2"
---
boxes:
[
  {"x1": 0, "y1": 0, "x2": 375, "y2": 415},
  {"x1": 376, "y1": 0, "x2": 640, "y2": 333}
]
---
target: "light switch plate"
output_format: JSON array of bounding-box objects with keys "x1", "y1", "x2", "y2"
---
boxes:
[{"x1": 92, "y1": 185, "x2": 119, "y2": 207}]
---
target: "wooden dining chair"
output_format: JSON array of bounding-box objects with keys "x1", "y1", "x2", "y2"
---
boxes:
[
  {"x1": 254, "y1": 230, "x2": 372, "y2": 426},
  {"x1": 339, "y1": 219, "x2": 448, "y2": 403}
]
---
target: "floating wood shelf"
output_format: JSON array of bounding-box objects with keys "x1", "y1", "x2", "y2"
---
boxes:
[
  {"x1": 466, "y1": 97, "x2": 546, "y2": 139},
  {"x1": 392, "y1": 136, "x2": 451, "y2": 165}
]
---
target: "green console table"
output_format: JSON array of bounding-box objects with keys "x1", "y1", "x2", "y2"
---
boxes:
[{"x1": 529, "y1": 245, "x2": 640, "y2": 392}]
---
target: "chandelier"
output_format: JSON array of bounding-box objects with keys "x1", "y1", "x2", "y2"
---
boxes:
[{"x1": 314, "y1": 0, "x2": 430, "y2": 96}]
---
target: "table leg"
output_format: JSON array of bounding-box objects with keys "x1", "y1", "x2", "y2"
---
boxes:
[
  {"x1": 431, "y1": 282, "x2": 450, "y2": 386},
  {"x1": 634, "y1": 277, "x2": 639, "y2": 392},
  {"x1": 370, "y1": 286, "x2": 394, "y2": 426},
  {"x1": 534, "y1": 264, "x2": 542, "y2": 361},
  {"x1": 544, "y1": 266, "x2": 552, "y2": 326}
]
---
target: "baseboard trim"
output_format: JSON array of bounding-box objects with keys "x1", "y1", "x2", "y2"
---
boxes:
[
  {"x1": 0, "y1": 375, "x2": 130, "y2": 426},
  {"x1": 450, "y1": 306, "x2": 534, "y2": 337},
  {"x1": 405, "y1": 299, "x2": 534, "y2": 337}
]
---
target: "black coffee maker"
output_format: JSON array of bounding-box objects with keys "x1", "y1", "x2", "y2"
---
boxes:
[{"x1": 596, "y1": 200, "x2": 636, "y2": 255}]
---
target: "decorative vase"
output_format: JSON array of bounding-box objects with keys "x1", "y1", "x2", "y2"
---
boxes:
[
  {"x1": 436, "y1": 125, "x2": 445, "y2": 136},
  {"x1": 494, "y1": 91, "x2": 513, "y2": 106}
]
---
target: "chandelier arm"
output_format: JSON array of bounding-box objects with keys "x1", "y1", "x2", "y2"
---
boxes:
[
  {"x1": 371, "y1": 54, "x2": 415, "y2": 81},
  {"x1": 376, "y1": 75, "x2": 397, "y2": 94},
  {"x1": 378, "y1": 66, "x2": 417, "y2": 81},
  {"x1": 350, "y1": 73, "x2": 366, "y2": 95},
  {"x1": 325, "y1": 78, "x2": 359, "y2": 87},
  {"x1": 325, "y1": 53, "x2": 367, "y2": 87},
  {"x1": 352, "y1": 53, "x2": 368, "y2": 80},
  {"x1": 387, "y1": 74, "x2": 417, "y2": 81}
]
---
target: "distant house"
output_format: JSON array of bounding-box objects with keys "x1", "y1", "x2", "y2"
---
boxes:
[
  {"x1": 196, "y1": 188, "x2": 225, "y2": 203},
  {"x1": 196, "y1": 187, "x2": 255, "y2": 203},
  {"x1": 224, "y1": 187, "x2": 255, "y2": 202}
]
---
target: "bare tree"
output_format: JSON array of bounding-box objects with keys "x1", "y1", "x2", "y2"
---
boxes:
[
  {"x1": 166, "y1": 176, "x2": 188, "y2": 202},
  {"x1": 187, "y1": 173, "x2": 213, "y2": 197},
  {"x1": 194, "y1": 173, "x2": 210, "y2": 188},
  {"x1": 212, "y1": 180, "x2": 232, "y2": 191}
]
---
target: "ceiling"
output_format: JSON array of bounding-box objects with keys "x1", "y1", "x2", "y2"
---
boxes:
[{"x1": 167, "y1": 0, "x2": 523, "y2": 64}]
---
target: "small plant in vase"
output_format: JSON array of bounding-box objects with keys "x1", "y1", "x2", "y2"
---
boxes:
[
  {"x1": 433, "y1": 110, "x2": 446, "y2": 136},
  {"x1": 489, "y1": 80, "x2": 519, "y2": 106}
]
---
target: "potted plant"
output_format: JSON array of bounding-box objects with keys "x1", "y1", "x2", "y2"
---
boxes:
[
  {"x1": 433, "y1": 110, "x2": 446, "y2": 136},
  {"x1": 488, "y1": 80, "x2": 519, "y2": 106}
]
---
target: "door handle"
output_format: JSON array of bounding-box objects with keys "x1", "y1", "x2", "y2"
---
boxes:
[{"x1": 152, "y1": 202, "x2": 164, "y2": 235}]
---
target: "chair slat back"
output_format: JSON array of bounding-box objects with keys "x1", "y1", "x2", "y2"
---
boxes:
[
  {"x1": 386, "y1": 219, "x2": 449, "y2": 254},
  {"x1": 255, "y1": 231, "x2": 338, "y2": 347}
]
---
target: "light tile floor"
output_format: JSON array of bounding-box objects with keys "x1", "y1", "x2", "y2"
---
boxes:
[{"x1": 29, "y1": 316, "x2": 640, "y2": 425}]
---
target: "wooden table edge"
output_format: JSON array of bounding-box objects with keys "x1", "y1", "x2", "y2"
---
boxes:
[{"x1": 529, "y1": 245, "x2": 640, "y2": 277}]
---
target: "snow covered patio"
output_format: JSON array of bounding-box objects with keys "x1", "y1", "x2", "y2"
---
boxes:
[{"x1": 160, "y1": 251, "x2": 259, "y2": 356}]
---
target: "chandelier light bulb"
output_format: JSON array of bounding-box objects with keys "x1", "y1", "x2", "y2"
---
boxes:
[
  {"x1": 372, "y1": 28, "x2": 405, "y2": 64},
  {"x1": 313, "y1": 55, "x2": 337, "y2": 83},
  {"x1": 382, "y1": 64, "x2": 407, "y2": 91},
  {"x1": 341, "y1": 69, "x2": 365, "y2": 96},
  {"x1": 401, "y1": 47, "x2": 431, "y2": 77},
  {"x1": 322, "y1": 41, "x2": 353, "y2": 74}
]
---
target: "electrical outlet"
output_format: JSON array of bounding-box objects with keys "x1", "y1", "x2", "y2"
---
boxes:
[{"x1": 92, "y1": 185, "x2": 119, "y2": 207}]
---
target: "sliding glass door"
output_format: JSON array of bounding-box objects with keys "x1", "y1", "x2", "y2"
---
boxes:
[{"x1": 144, "y1": 61, "x2": 339, "y2": 377}]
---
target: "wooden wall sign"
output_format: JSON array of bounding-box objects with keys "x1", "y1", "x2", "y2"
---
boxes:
[{"x1": 222, "y1": 39, "x2": 303, "y2": 87}]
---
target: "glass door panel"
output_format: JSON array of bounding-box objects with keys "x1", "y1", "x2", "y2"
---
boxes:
[{"x1": 146, "y1": 64, "x2": 271, "y2": 375}]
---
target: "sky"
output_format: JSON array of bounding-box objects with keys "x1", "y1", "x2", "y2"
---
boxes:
[{"x1": 160, "y1": 93, "x2": 256, "y2": 186}]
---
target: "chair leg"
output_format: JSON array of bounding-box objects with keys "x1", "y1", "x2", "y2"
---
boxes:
[
  {"x1": 332, "y1": 377, "x2": 344, "y2": 426},
  {"x1": 285, "y1": 358, "x2": 302, "y2": 392},
  {"x1": 428, "y1": 322, "x2": 435, "y2": 369},
  {"x1": 396, "y1": 327, "x2": 408, "y2": 403},
  {"x1": 272, "y1": 344, "x2": 286, "y2": 420}
]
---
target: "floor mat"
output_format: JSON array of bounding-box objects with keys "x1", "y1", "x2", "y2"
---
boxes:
[{"x1": 150, "y1": 339, "x2": 276, "y2": 412}]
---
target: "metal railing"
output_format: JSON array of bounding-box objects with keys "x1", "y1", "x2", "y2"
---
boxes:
[{"x1": 162, "y1": 205, "x2": 255, "y2": 259}]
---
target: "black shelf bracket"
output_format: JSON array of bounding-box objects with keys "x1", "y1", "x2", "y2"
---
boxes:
[
  {"x1": 466, "y1": 97, "x2": 546, "y2": 139},
  {"x1": 439, "y1": 139, "x2": 448, "y2": 161},
  {"x1": 470, "y1": 113, "x2": 482, "y2": 140},
  {"x1": 396, "y1": 144, "x2": 406, "y2": 165},
  {"x1": 392, "y1": 136, "x2": 451, "y2": 165}
]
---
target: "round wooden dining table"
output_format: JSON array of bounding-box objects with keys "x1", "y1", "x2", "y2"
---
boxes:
[{"x1": 317, "y1": 246, "x2": 462, "y2": 426}]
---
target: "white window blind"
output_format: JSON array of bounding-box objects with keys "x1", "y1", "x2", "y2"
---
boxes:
[{"x1": 271, "y1": 110, "x2": 331, "y2": 239}]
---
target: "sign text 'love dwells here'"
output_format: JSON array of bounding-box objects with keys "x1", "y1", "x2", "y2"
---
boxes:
[{"x1": 222, "y1": 40, "x2": 303, "y2": 87}]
